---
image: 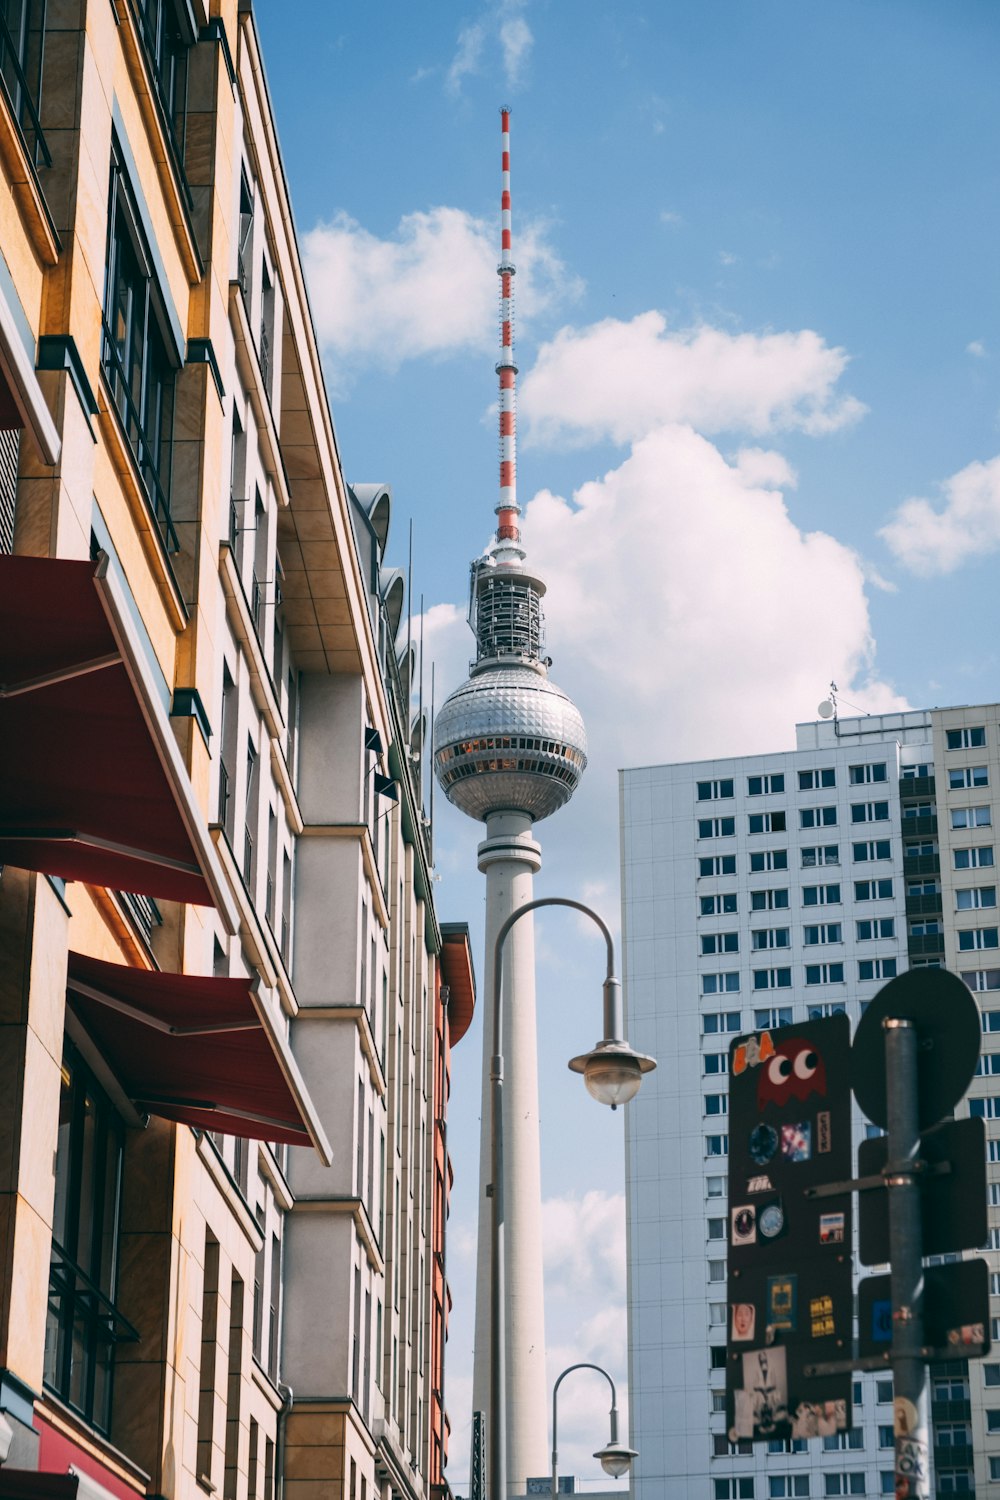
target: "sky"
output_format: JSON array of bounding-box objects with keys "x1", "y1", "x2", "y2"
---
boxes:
[{"x1": 255, "y1": 2, "x2": 1000, "y2": 1489}]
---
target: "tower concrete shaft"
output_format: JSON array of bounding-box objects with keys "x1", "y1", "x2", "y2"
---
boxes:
[{"x1": 472, "y1": 810, "x2": 547, "y2": 1497}]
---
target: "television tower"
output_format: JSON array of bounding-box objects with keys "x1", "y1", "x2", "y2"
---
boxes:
[{"x1": 433, "y1": 111, "x2": 588, "y2": 1496}]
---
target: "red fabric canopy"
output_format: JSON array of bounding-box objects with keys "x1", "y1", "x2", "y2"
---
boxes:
[
  {"x1": 0, "y1": 555, "x2": 213, "y2": 905},
  {"x1": 67, "y1": 951, "x2": 314, "y2": 1147}
]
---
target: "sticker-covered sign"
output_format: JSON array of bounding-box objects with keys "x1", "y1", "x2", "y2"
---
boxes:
[{"x1": 726, "y1": 1012, "x2": 853, "y2": 1443}]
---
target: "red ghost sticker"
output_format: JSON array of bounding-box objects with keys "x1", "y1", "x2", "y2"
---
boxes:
[{"x1": 757, "y1": 1038, "x2": 827, "y2": 1110}]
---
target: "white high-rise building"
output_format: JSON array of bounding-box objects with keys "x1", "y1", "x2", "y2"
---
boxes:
[{"x1": 621, "y1": 703, "x2": 1000, "y2": 1500}]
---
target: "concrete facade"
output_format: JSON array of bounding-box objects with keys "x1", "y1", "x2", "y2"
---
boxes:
[{"x1": 622, "y1": 706, "x2": 1000, "y2": 1500}]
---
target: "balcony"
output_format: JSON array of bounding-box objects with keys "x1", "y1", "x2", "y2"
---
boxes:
[
  {"x1": 900, "y1": 774, "x2": 936, "y2": 798},
  {"x1": 906, "y1": 892, "x2": 944, "y2": 917},
  {"x1": 931, "y1": 1399, "x2": 972, "y2": 1423},
  {"x1": 117, "y1": 891, "x2": 162, "y2": 947},
  {"x1": 934, "y1": 1445, "x2": 974, "y2": 1470},
  {"x1": 904, "y1": 853, "x2": 941, "y2": 878},
  {"x1": 902, "y1": 812, "x2": 938, "y2": 838},
  {"x1": 908, "y1": 933, "x2": 946, "y2": 957}
]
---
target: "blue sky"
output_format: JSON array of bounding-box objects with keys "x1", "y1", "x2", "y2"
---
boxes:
[{"x1": 257, "y1": 2, "x2": 1000, "y2": 1487}]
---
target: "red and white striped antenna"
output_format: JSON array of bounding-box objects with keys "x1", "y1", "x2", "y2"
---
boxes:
[{"x1": 495, "y1": 107, "x2": 520, "y2": 548}]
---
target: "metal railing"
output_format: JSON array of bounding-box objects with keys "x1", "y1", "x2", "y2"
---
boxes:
[
  {"x1": 218, "y1": 760, "x2": 231, "y2": 828},
  {"x1": 259, "y1": 320, "x2": 271, "y2": 393},
  {"x1": 117, "y1": 891, "x2": 162, "y2": 946},
  {"x1": 906, "y1": 892, "x2": 944, "y2": 917},
  {"x1": 0, "y1": 0, "x2": 50, "y2": 169},
  {"x1": 129, "y1": 0, "x2": 190, "y2": 197},
  {"x1": 45, "y1": 1239, "x2": 139, "y2": 1435},
  {"x1": 251, "y1": 571, "x2": 264, "y2": 635},
  {"x1": 101, "y1": 314, "x2": 179, "y2": 553}
]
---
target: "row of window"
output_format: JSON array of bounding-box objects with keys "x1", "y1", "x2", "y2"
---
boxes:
[
  {"x1": 698, "y1": 764, "x2": 894, "y2": 802},
  {"x1": 702, "y1": 959, "x2": 897, "y2": 996},
  {"x1": 700, "y1": 804, "x2": 993, "y2": 843},
  {"x1": 701, "y1": 919, "x2": 899, "y2": 952},
  {"x1": 701, "y1": 886, "x2": 994, "y2": 917},
  {"x1": 712, "y1": 1476, "x2": 900, "y2": 1498},
  {"x1": 701, "y1": 844, "x2": 993, "y2": 881}
]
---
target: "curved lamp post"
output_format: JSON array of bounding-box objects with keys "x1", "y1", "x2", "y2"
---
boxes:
[
  {"x1": 489, "y1": 897, "x2": 655, "y2": 1500},
  {"x1": 551, "y1": 1362, "x2": 638, "y2": 1497}
]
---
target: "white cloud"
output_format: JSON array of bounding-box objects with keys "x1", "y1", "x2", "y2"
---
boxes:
[
  {"x1": 500, "y1": 14, "x2": 534, "y2": 84},
  {"x1": 447, "y1": 20, "x2": 487, "y2": 92},
  {"x1": 734, "y1": 445, "x2": 798, "y2": 490},
  {"x1": 718, "y1": 249, "x2": 738, "y2": 266},
  {"x1": 879, "y1": 454, "x2": 1000, "y2": 576},
  {"x1": 659, "y1": 209, "x2": 684, "y2": 227},
  {"x1": 447, "y1": 6, "x2": 533, "y2": 93},
  {"x1": 967, "y1": 340, "x2": 987, "y2": 358},
  {"x1": 519, "y1": 311, "x2": 867, "y2": 448},
  {"x1": 303, "y1": 209, "x2": 578, "y2": 372}
]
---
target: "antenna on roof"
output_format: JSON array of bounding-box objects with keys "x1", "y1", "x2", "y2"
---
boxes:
[{"x1": 494, "y1": 108, "x2": 521, "y2": 556}]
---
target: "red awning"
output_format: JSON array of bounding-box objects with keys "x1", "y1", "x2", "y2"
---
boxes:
[
  {"x1": 439, "y1": 923, "x2": 476, "y2": 1045},
  {"x1": 67, "y1": 951, "x2": 332, "y2": 1159},
  {"x1": 0, "y1": 555, "x2": 236, "y2": 924}
]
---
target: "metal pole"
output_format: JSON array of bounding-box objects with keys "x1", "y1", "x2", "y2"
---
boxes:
[
  {"x1": 884, "y1": 1017, "x2": 930, "y2": 1500},
  {"x1": 490, "y1": 900, "x2": 618, "y2": 1500},
  {"x1": 551, "y1": 1363, "x2": 619, "y2": 1500}
]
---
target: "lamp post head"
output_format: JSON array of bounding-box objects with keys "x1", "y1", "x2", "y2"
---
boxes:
[
  {"x1": 593, "y1": 1440, "x2": 638, "y2": 1479},
  {"x1": 568, "y1": 1038, "x2": 656, "y2": 1109}
]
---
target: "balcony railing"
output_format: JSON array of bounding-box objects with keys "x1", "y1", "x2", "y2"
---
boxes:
[
  {"x1": 218, "y1": 760, "x2": 231, "y2": 828},
  {"x1": 900, "y1": 774, "x2": 936, "y2": 798},
  {"x1": 117, "y1": 891, "x2": 162, "y2": 946},
  {"x1": 903, "y1": 853, "x2": 941, "y2": 878},
  {"x1": 130, "y1": 0, "x2": 190, "y2": 201},
  {"x1": 0, "y1": 0, "x2": 50, "y2": 170},
  {"x1": 902, "y1": 812, "x2": 939, "y2": 838},
  {"x1": 243, "y1": 826, "x2": 253, "y2": 887},
  {"x1": 101, "y1": 314, "x2": 178, "y2": 554},
  {"x1": 906, "y1": 892, "x2": 944, "y2": 917},
  {"x1": 44, "y1": 1240, "x2": 139, "y2": 1436},
  {"x1": 259, "y1": 321, "x2": 271, "y2": 394},
  {"x1": 251, "y1": 571, "x2": 264, "y2": 636},
  {"x1": 908, "y1": 933, "x2": 946, "y2": 956}
]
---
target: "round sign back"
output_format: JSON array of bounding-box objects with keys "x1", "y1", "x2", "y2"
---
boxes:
[{"x1": 851, "y1": 968, "x2": 981, "y2": 1130}]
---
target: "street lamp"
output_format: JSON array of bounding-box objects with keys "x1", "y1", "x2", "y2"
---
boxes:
[
  {"x1": 489, "y1": 897, "x2": 655, "y2": 1500},
  {"x1": 551, "y1": 1362, "x2": 638, "y2": 1496}
]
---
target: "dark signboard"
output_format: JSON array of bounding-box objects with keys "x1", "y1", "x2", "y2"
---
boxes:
[
  {"x1": 858, "y1": 1117, "x2": 987, "y2": 1265},
  {"x1": 726, "y1": 1013, "x2": 853, "y2": 1443},
  {"x1": 858, "y1": 1259, "x2": 991, "y2": 1362}
]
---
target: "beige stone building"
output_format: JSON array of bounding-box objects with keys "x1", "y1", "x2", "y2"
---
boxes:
[{"x1": 0, "y1": 5, "x2": 472, "y2": 1500}]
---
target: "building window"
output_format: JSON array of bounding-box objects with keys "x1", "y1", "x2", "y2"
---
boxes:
[
  {"x1": 705, "y1": 1135, "x2": 728, "y2": 1156},
  {"x1": 802, "y1": 845, "x2": 839, "y2": 867},
  {"x1": 972, "y1": 978, "x2": 1000, "y2": 1000},
  {"x1": 808, "y1": 1002, "x2": 847, "y2": 1019},
  {"x1": 804, "y1": 923, "x2": 842, "y2": 945},
  {"x1": 769, "y1": 1480, "x2": 809, "y2": 1498},
  {"x1": 752, "y1": 928, "x2": 790, "y2": 950},
  {"x1": 708, "y1": 1260, "x2": 726, "y2": 1281},
  {"x1": 801, "y1": 806, "x2": 837, "y2": 828},
  {"x1": 849, "y1": 763, "x2": 887, "y2": 784},
  {"x1": 705, "y1": 1095, "x2": 728, "y2": 1116},
  {"x1": 946, "y1": 726, "x2": 986, "y2": 749},
  {"x1": 877, "y1": 1426, "x2": 893, "y2": 1448},
  {"x1": 822, "y1": 1432, "x2": 863, "y2": 1452},
  {"x1": 751, "y1": 888, "x2": 789, "y2": 911},
  {"x1": 700, "y1": 855, "x2": 738, "y2": 876},
  {"x1": 955, "y1": 845, "x2": 994, "y2": 869},
  {"x1": 701, "y1": 932, "x2": 739, "y2": 955},
  {"x1": 907, "y1": 879, "x2": 940, "y2": 897},
  {"x1": 958, "y1": 928, "x2": 999, "y2": 951},
  {"x1": 803, "y1": 884, "x2": 841, "y2": 906},
  {"x1": 878, "y1": 1478, "x2": 894, "y2": 1497},
  {"x1": 0, "y1": 0, "x2": 49, "y2": 170},
  {"x1": 971, "y1": 1098, "x2": 1000, "y2": 1120},
  {"x1": 753, "y1": 968, "x2": 792, "y2": 990},
  {"x1": 854, "y1": 839, "x2": 891, "y2": 862},
  {"x1": 707, "y1": 1218, "x2": 726, "y2": 1240},
  {"x1": 709, "y1": 1301, "x2": 727, "y2": 1325},
  {"x1": 805, "y1": 966, "x2": 845, "y2": 987},
  {"x1": 102, "y1": 138, "x2": 179, "y2": 553},
  {"x1": 949, "y1": 765, "x2": 989, "y2": 789},
  {"x1": 859, "y1": 958, "x2": 897, "y2": 981},
  {"x1": 703, "y1": 1011, "x2": 741, "y2": 1034},
  {"x1": 851, "y1": 801, "x2": 889, "y2": 823},
  {"x1": 854, "y1": 879, "x2": 893, "y2": 901},
  {"x1": 986, "y1": 1407, "x2": 1000, "y2": 1429},
  {"x1": 903, "y1": 801, "x2": 934, "y2": 820},
  {"x1": 983, "y1": 1004, "x2": 1000, "y2": 1026},
  {"x1": 133, "y1": 0, "x2": 193, "y2": 172},
  {"x1": 901, "y1": 762, "x2": 931, "y2": 779},
  {"x1": 699, "y1": 817, "x2": 736, "y2": 839},
  {"x1": 953, "y1": 806, "x2": 991, "y2": 829},
  {"x1": 44, "y1": 1038, "x2": 131, "y2": 1435},
  {"x1": 939, "y1": 1472, "x2": 974, "y2": 1493},
  {"x1": 823, "y1": 1478, "x2": 864, "y2": 1497},
  {"x1": 748, "y1": 774, "x2": 785, "y2": 796},
  {"x1": 957, "y1": 886, "x2": 997, "y2": 909},
  {"x1": 751, "y1": 849, "x2": 788, "y2": 872},
  {"x1": 703, "y1": 972, "x2": 740, "y2": 995},
  {"x1": 755, "y1": 1006, "x2": 792, "y2": 1029},
  {"x1": 856, "y1": 918, "x2": 895, "y2": 940},
  {"x1": 876, "y1": 1379, "x2": 893, "y2": 1402},
  {"x1": 799, "y1": 768, "x2": 836, "y2": 790},
  {"x1": 715, "y1": 1481, "x2": 753, "y2": 1500},
  {"x1": 909, "y1": 919, "x2": 941, "y2": 936},
  {"x1": 697, "y1": 779, "x2": 734, "y2": 800},
  {"x1": 702, "y1": 893, "x2": 739, "y2": 916},
  {"x1": 749, "y1": 811, "x2": 786, "y2": 834},
  {"x1": 704, "y1": 1053, "x2": 729, "y2": 1075}
]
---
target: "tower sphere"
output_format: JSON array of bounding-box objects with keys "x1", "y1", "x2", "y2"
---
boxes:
[{"x1": 433, "y1": 661, "x2": 587, "y2": 823}]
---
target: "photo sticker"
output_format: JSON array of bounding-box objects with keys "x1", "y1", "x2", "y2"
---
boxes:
[
  {"x1": 819, "y1": 1211, "x2": 845, "y2": 1245},
  {"x1": 816, "y1": 1110, "x2": 832, "y2": 1152},
  {"x1": 742, "y1": 1347, "x2": 788, "y2": 1437},
  {"x1": 767, "y1": 1274, "x2": 797, "y2": 1331},
  {"x1": 791, "y1": 1399, "x2": 847, "y2": 1439},
  {"x1": 781, "y1": 1122, "x2": 811, "y2": 1162},
  {"x1": 732, "y1": 1205, "x2": 757, "y2": 1247},
  {"x1": 731, "y1": 1302, "x2": 756, "y2": 1342},
  {"x1": 749, "y1": 1123, "x2": 779, "y2": 1165},
  {"x1": 809, "y1": 1295, "x2": 834, "y2": 1337}
]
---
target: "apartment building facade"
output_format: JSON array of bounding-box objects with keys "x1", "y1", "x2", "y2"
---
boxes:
[
  {"x1": 621, "y1": 704, "x2": 1000, "y2": 1500},
  {"x1": 0, "y1": 4, "x2": 471, "y2": 1500}
]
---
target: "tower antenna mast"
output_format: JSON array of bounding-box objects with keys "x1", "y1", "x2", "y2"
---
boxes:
[{"x1": 496, "y1": 107, "x2": 520, "y2": 552}]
